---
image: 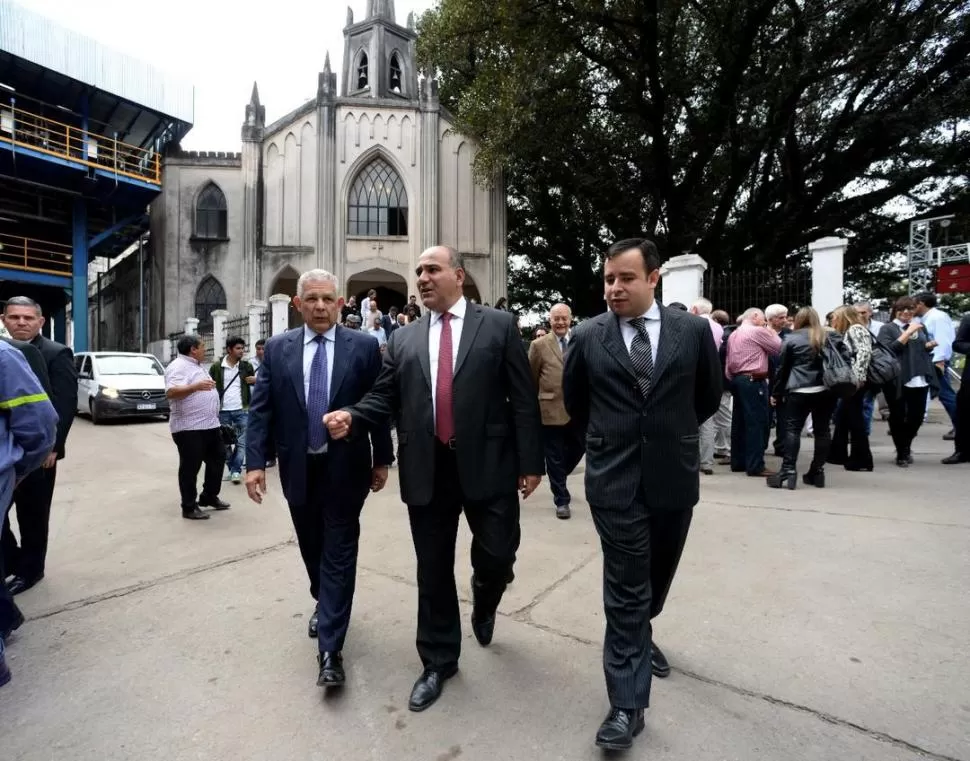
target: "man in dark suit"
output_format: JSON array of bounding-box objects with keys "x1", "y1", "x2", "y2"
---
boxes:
[
  {"x1": 563, "y1": 238, "x2": 722, "y2": 751},
  {"x1": 324, "y1": 246, "x2": 544, "y2": 712},
  {"x1": 1, "y1": 297, "x2": 77, "y2": 595},
  {"x1": 244, "y1": 269, "x2": 393, "y2": 689},
  {"x1": 0, "y1": 337, "x2": 52, "y2": 396}
]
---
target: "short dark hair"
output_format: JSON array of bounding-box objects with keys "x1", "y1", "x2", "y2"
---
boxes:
[
  {"x1": 226, "y1": 335, "x2": 245, "y2": 350},
  {"x1": 255, "y1": 339, "x2": 266, "y2": 348},
  {"x1": 177, "y1": 335, "x2": 203, "y2": 356},
  {"x1": 914, "y1": 292, "x2": 937, "y2": 309},
  {"x1": 893, "y1": 296, "x2": 917, "y2": 312},
  {"x1": 3, "y1": 296, "x2": 42, "y2": 315},
  {"x1": 668, "y1": 301, "x2": 688, "y2": 311},
  {"x1": 606, "y1": 238, "x2": 661, "y2": 274}
]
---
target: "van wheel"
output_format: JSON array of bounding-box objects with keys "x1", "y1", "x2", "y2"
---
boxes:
[{"x1": 89, "y1": 398, "x2": 102, "y2": 425}]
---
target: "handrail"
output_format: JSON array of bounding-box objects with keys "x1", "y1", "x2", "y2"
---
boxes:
[
  {"x1": 0, "y1": 232, "x2": 72, "y2": 277},
  {"x1": 0, "y1": 102, "x2": 160, "y2": 185}
]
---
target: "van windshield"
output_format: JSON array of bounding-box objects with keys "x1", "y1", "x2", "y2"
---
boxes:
[{"x1": 96, "y1": 355, "x2": 164, "y2": 376}]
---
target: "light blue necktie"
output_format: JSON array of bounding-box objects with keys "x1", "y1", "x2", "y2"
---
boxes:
[{"x1": 307, "y1": 334, "x2": 329, "y2": 450}]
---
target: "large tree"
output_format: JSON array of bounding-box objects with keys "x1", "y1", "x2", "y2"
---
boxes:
[{"x1": 418, "y1": 0, "x2": 970, "y2": 315}]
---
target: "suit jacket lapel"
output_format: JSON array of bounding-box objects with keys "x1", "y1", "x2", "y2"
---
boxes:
[
  {"x1": 328, "y1": 325, "x2": 353, "y2": 403},
  {"x1": 651, "y1": 305, "x2": 681, "y2": 384},
  {"x1": 418, "y1": 313, "x2": 432, "y2": 390},
  {"x1": 287, "y1": 329, "x2": 307, "y2": 415},
  {"x1": 600, "y1": 313, "x2": 637, "y2": 379},
  {"x1": 454, "y1": 303, "x2": 484, "y2": 378}
]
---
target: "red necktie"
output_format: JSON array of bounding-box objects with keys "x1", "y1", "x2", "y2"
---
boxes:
[{"x1": 436, "y1": 313, "x2": 455, "y2": 444}]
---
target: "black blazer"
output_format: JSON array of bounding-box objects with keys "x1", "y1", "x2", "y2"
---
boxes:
[
  {"x1": 29, "y1": 335, "x2": 76, "y2": 459},
  {"x1": 563, "y1": 305, "x2": 722, "y2": 513},
  {"x1": 954, "y1": 314, "x2": 970, "y2": 356},
  {"x1": 347, "y1": 301, "x2": 545, "y2": 506},
  {"x1": 245, "y1": 325, "x2": 393, "y2": 507},
  {"x1": 1, "y1": 337, "x2": 52, "y2": 396}
]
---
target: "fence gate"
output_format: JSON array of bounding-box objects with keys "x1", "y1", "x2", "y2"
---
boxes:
[
  {"x1": 224, "y1": 314, "x2": 251, "y2": 348},
  {"x1": 704, "y1": 259, "x2": 812, "y2": 320},
  {"x1": 168, "y1": 331, "x2": 186, "y2": 361}
]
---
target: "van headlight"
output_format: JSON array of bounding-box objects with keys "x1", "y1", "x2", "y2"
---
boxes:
[{"x1": 100, "y1": 386, "x2": 119, "y2": 399}]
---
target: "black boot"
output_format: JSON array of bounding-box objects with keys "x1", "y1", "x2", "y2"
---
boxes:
[
  {"x1": 802, "y1": 468, "x2": 825, "y2": 488},
  {"x1": 766, "y1": 469, "x2": 797, "y2": 490}
]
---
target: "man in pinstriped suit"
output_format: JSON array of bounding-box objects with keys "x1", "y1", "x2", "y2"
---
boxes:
[{"x1": 564, "y1": 238, "x2": 722, "y2": 751}]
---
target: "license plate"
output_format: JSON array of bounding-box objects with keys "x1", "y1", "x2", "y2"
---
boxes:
[{"x1": 137, "y1": 403, "x2": 156, "y2": 410}]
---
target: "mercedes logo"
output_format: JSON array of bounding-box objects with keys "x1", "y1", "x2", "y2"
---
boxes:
[{"x1": 141, "y1": 391, "x2": 152, "y2": 400}]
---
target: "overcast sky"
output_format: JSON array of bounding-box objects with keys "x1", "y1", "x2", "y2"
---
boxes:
[{"x1": 20, "y1": 0, "x2": 435, "y2": 150}]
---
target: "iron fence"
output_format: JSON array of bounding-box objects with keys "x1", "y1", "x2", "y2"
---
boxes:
[
  {"x1": 224, "y1": 314, "x2": 250, "y2": 348},
  {"x1": 200, "y1": 330, "x2": 215, "y2": 363},
  {"x1": 259, "y1": 310, "x2": 271, "y2": 341},
  {"x1": 704, "y1": 261, "x2": 812, "y2": 321},
  {"x1": 168, "y1": 331, "x2": 185, "y2": 361}
]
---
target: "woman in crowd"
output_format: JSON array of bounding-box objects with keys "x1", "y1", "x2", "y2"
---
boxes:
[
  {"x1": 828, "y1": 305, "x2": 874, "y2": 471},
  {"x1": 768, "y1": 307, "x2": 840, "y2": 489},
  {"x1": 877, "y1": 297, "x2": 938, "y2": 467}
]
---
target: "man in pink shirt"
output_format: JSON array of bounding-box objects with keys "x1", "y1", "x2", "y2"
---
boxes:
[
  {"x1": 690, "y1": 299, "x2": 723, "y2": 474},
  {"x1": 725, "y1": 308, "x2": 782, "y2": 476}
]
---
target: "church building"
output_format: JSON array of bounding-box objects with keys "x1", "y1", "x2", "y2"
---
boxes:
[{"x1": 148, "y1": 0, "x2": 507, "y2": 337}]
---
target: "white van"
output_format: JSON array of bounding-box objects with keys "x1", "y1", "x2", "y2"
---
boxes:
[{"x1": 74, "y1": 351, "x2": 169, "y2": 424}]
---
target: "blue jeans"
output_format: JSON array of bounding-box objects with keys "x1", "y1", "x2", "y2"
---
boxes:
[
  {"x1": 219, "y1": 409, "x2": 248, "y2": 474},
  {"x1": 862, "y1": 391, "x2": 875, "y2": 436},
  {"x1": 937, "y1": 361, "x2": 957, "y2": 428}
]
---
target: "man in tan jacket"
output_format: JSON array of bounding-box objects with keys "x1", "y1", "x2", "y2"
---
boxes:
[{"x1": 529, "y1": 303, "x2": 584, "y2": 519}]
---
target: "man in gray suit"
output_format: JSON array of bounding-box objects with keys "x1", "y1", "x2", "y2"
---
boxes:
[
  {"x1": 564, "y1": 238, "x2": 722, "y2": 751},
  {"x1": 324, "y1": 245, "x2": 544, "y2": 713}
]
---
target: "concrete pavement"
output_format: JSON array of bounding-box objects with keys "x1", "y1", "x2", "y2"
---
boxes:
[{"x1": 1, "y1": 413, "x2": 968, "y2": 760}]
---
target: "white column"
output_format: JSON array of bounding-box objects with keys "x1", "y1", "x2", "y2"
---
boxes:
[
  {"x1": 248, "y1": 300, "x2": 268, "y2": 354},
  {"x1": 809, "y1": 237, "x2": 847, "y2": 319},
  {"x1": 184, "y1": 317, "x2": 200, "y2": 335},
  {"x1": 270, "y1": 293, "x2": 291, "y2": 336},
  {"x1": 211, "y1": 309, "x2": 230, "y2": 355},
  {"x1": 659, "y1": 254, "x2": 708, "y2": 308}
]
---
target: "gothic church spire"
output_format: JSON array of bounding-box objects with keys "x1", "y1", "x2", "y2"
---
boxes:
[{"x1": 366, "y1": 0, "x2": 395, "y2": 22}]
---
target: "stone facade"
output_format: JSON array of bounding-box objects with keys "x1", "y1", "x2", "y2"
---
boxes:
[{"x1": 147, "y1": 0, "x2": 506, "y2": 339}]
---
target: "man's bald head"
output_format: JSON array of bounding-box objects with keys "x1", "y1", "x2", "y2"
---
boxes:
[
  {"x1": 416, "y1": 245, "x2": 466, "y2": 313},
  {"x1": 549, "y1": 303, "x2": 572, "y2": 337}
]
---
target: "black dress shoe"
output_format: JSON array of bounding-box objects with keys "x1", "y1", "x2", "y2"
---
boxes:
[
  {"x1": 470, "y1": 576, "x2": 496, "y2": 646},
  {"x1": 182, "y1": 507, "x2": 210, "y2": 520},
  {"x1": 199, "y1": 496, "x2": 230, "y2": 510},
  {"x1": 942, "y1": 452, "x2": 969, "y2": 465},
  {"x1": 308, "y1": 609, "x2": 319, "y2": 639},
  {"x1": 506, "y1": 568, "x2": 515, "y2": 585},
  {"x1": 7, "y1": 574, "x2": 43, "y2": 596},
  {"x1": 408, "y1": 665, "x2": 458, "y2": 712},
  {"x1": 317, "y1": 651, "x2": 345, "y2": 687},
  {"x1": 595, "y1": 707, "x2": 645, "y2": 750},
  {"x1": 1, "y1": 606, "x2": 25, "y2": 640},
  {"x1": 651, "y1": 640, "x2": 671, "y2": 678}
]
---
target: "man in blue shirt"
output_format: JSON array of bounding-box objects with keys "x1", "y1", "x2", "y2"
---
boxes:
[
  {"x1": 0, "y1": 340, "x2": 59, "y2": 687},
  {"x1": 914, "y1": 293, "x2": 957, "y2": 438}
]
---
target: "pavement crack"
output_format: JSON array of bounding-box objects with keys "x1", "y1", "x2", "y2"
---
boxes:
[
  {"x1": 703, "y1": 499, "x2": 970, "y2": 529},
  {"x1": 508, "y1": 550, "x2": 600, "y2": 620},
  {"x1": 26, "y1": 540, "x2": 295, "y2": 621}
]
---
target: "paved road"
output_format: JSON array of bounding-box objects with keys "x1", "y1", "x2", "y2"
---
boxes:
[{"x1": 1, "y1": 412, "x2": 968, "y2": 760}]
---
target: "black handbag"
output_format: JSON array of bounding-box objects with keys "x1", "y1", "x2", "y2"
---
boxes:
[
  {"x1": 822, "y1": 335, "x2": 857, "y2": 398},
  {"x1": 220, "y1": 423, "x2": 238, "y2": 447},
  {"x1": 866, "y1": 334, "x2": 901, "y2": 387}
]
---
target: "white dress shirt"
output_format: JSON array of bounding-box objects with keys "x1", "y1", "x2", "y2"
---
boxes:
[
  {"x1": 619, "y1": 301, "x2": 661, "y2": 364},
  {"x1": 920, "y1": 307, "x2": 955, "y2": 362},
  {"x1": 429, "y1": 297, "x2": 467, "y2": 425},
  {"x1": 220, "y1": 356, "x2": 244, "y2": 411},
  {"x1": 303, "y1": 324, "x2": 336, "y2": 453}
]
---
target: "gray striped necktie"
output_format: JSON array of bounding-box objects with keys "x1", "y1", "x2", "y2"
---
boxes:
[{"x1": 629, "y1": 317, "x2": 654, "y2": 398}]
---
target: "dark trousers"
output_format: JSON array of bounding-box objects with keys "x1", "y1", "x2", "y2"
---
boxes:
[
  {"x1": 1, "y1": 464, "x2": 57, "y2": 580},
  {"x1": 543, "y1": 422, "x2": 585, "y2": 507},
  {"x1": 0, "y1": 504, "x2": 23, "y2": 634},
  {"x1": 830, "y1": 389, "x2": 873, "y2": 469},
  {"x1": 287, "y1": 453, "x2": 367, "y2": 653},
  {"x1": 590, "y1": 499, "x2": 693, "y2": 710},
  {"x1": 954, "y1": 375, "x2": 970, "y2": 456},
  {"x1": 171, "y1": 428, "x2": 224, "y2": 509},
  {"x1": 779, "y1": 391, "x2": 837, "y2": 473},
  {"x1": 730, "y1": 376, "x2": 769, "y2": 475},
  {"x1": 407, "y1": 441, "x2": 519, "y2": 670},
  {"x1": 886, "y1": 385, "x2": 929, "y2": 460}
]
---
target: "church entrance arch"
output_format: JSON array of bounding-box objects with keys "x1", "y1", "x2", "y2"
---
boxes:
[
  {"x1": 269, "y1": 265, "x2": 303, "y2": 329},
  {"x1": 346, "y1": 269, "x2": 409, "y2": 324},
  {"x1": 462, "y1": 271, "x2": 482, "y2": 304}
]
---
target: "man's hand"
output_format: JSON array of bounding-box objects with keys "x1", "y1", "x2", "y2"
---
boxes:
[
  {"x1": 245, "y1": 469, "x2": 267, "y2": 504},
  {"x1": 936, "y1": 361, "x2": 945, "y2": 371},
  {"x1": 41, "y1": 452, "x2": 57, "y2": 469},
  {"x1": 245, "y1": 375, "x2": 257, "y2": 385},
  {"x1": 195, "y1": 378, "x2": 217, "y2": 392},
  {"x1": 323, "y1": 410, "x2": 352, "y2": 439},
  {"x1": 769, "y1": 396, "x2": 777, "y2": 407},
  {"x1": 371, "y1": 465, "x2": 389, "y2": 492},
  {"x1": 926, "y1": 339, "x2": 938, "y2": 350},
  {"x1": 519, "y1": 474, "x2": 542, "y2": 499}
]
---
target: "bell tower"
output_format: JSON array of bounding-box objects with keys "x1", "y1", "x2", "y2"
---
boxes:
[{"x1": 342, "y1": 1, "x2": 418, "y2": 100}]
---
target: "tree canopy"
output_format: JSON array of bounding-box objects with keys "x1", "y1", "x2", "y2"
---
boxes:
[{"x1": 418, "y1": 0, "x2": 970, "y2": 315}]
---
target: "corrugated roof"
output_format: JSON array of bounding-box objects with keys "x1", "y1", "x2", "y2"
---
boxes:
[{"x1": 0, "y1": 0, "x2": 193, "y2": 124}]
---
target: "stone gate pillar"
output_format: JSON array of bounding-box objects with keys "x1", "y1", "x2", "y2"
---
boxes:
[
  {"x1": 270, "y1": 294, "x2": 291, "y2": 336},
  {"x1": 809, "y1": 237, "x2": 847, "y2": 319},
  {"x1": 248, "y1": 300, "x2": 268, "y2": 352},
  {"x1": 660, "y1": 254, "x2": 708, "y2": 308},
  {"x1": 184, "y1": 317, "x2": 199, "y2": 335},
  {"x1": 211, "y1": 310, "x2": 230, "y2": 356}
]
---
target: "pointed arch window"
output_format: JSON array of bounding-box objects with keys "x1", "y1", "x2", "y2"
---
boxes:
[
  {"x1": 348, "y1": 158, "x2": 408, "y2": 237},
  {"x1": 195, "y1": 182, "x2": 228, "y2": 239},
  {"x1": 389, "y1": 53, "x2": 403, "y2": 94},
  {"x1": 195, "y1": 275, "x2": 227, "y2": 329},
  {"x1": 356, "y1": 51, "x2": 369, "y2": 90}
]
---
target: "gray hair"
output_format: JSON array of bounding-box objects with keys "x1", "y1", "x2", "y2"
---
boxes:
[
  {"x1": 741, "y1": 307, "x2": 765, "y2": 323},
  {"x1": 853, "y1": 300, "x2": 873, "y2": 310},
  {"x1": 765, "y1": 303, "x2": 788, "y2": 320},
  {"x1": 296, "y1": 269, "x2": 338, "y2": 298},
  {"x1": 3, "y1": 296, "x2": 43, "y2": 316},
  {"x1": 691, "y1": 298, "x2": 713, "y2": 315}
]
